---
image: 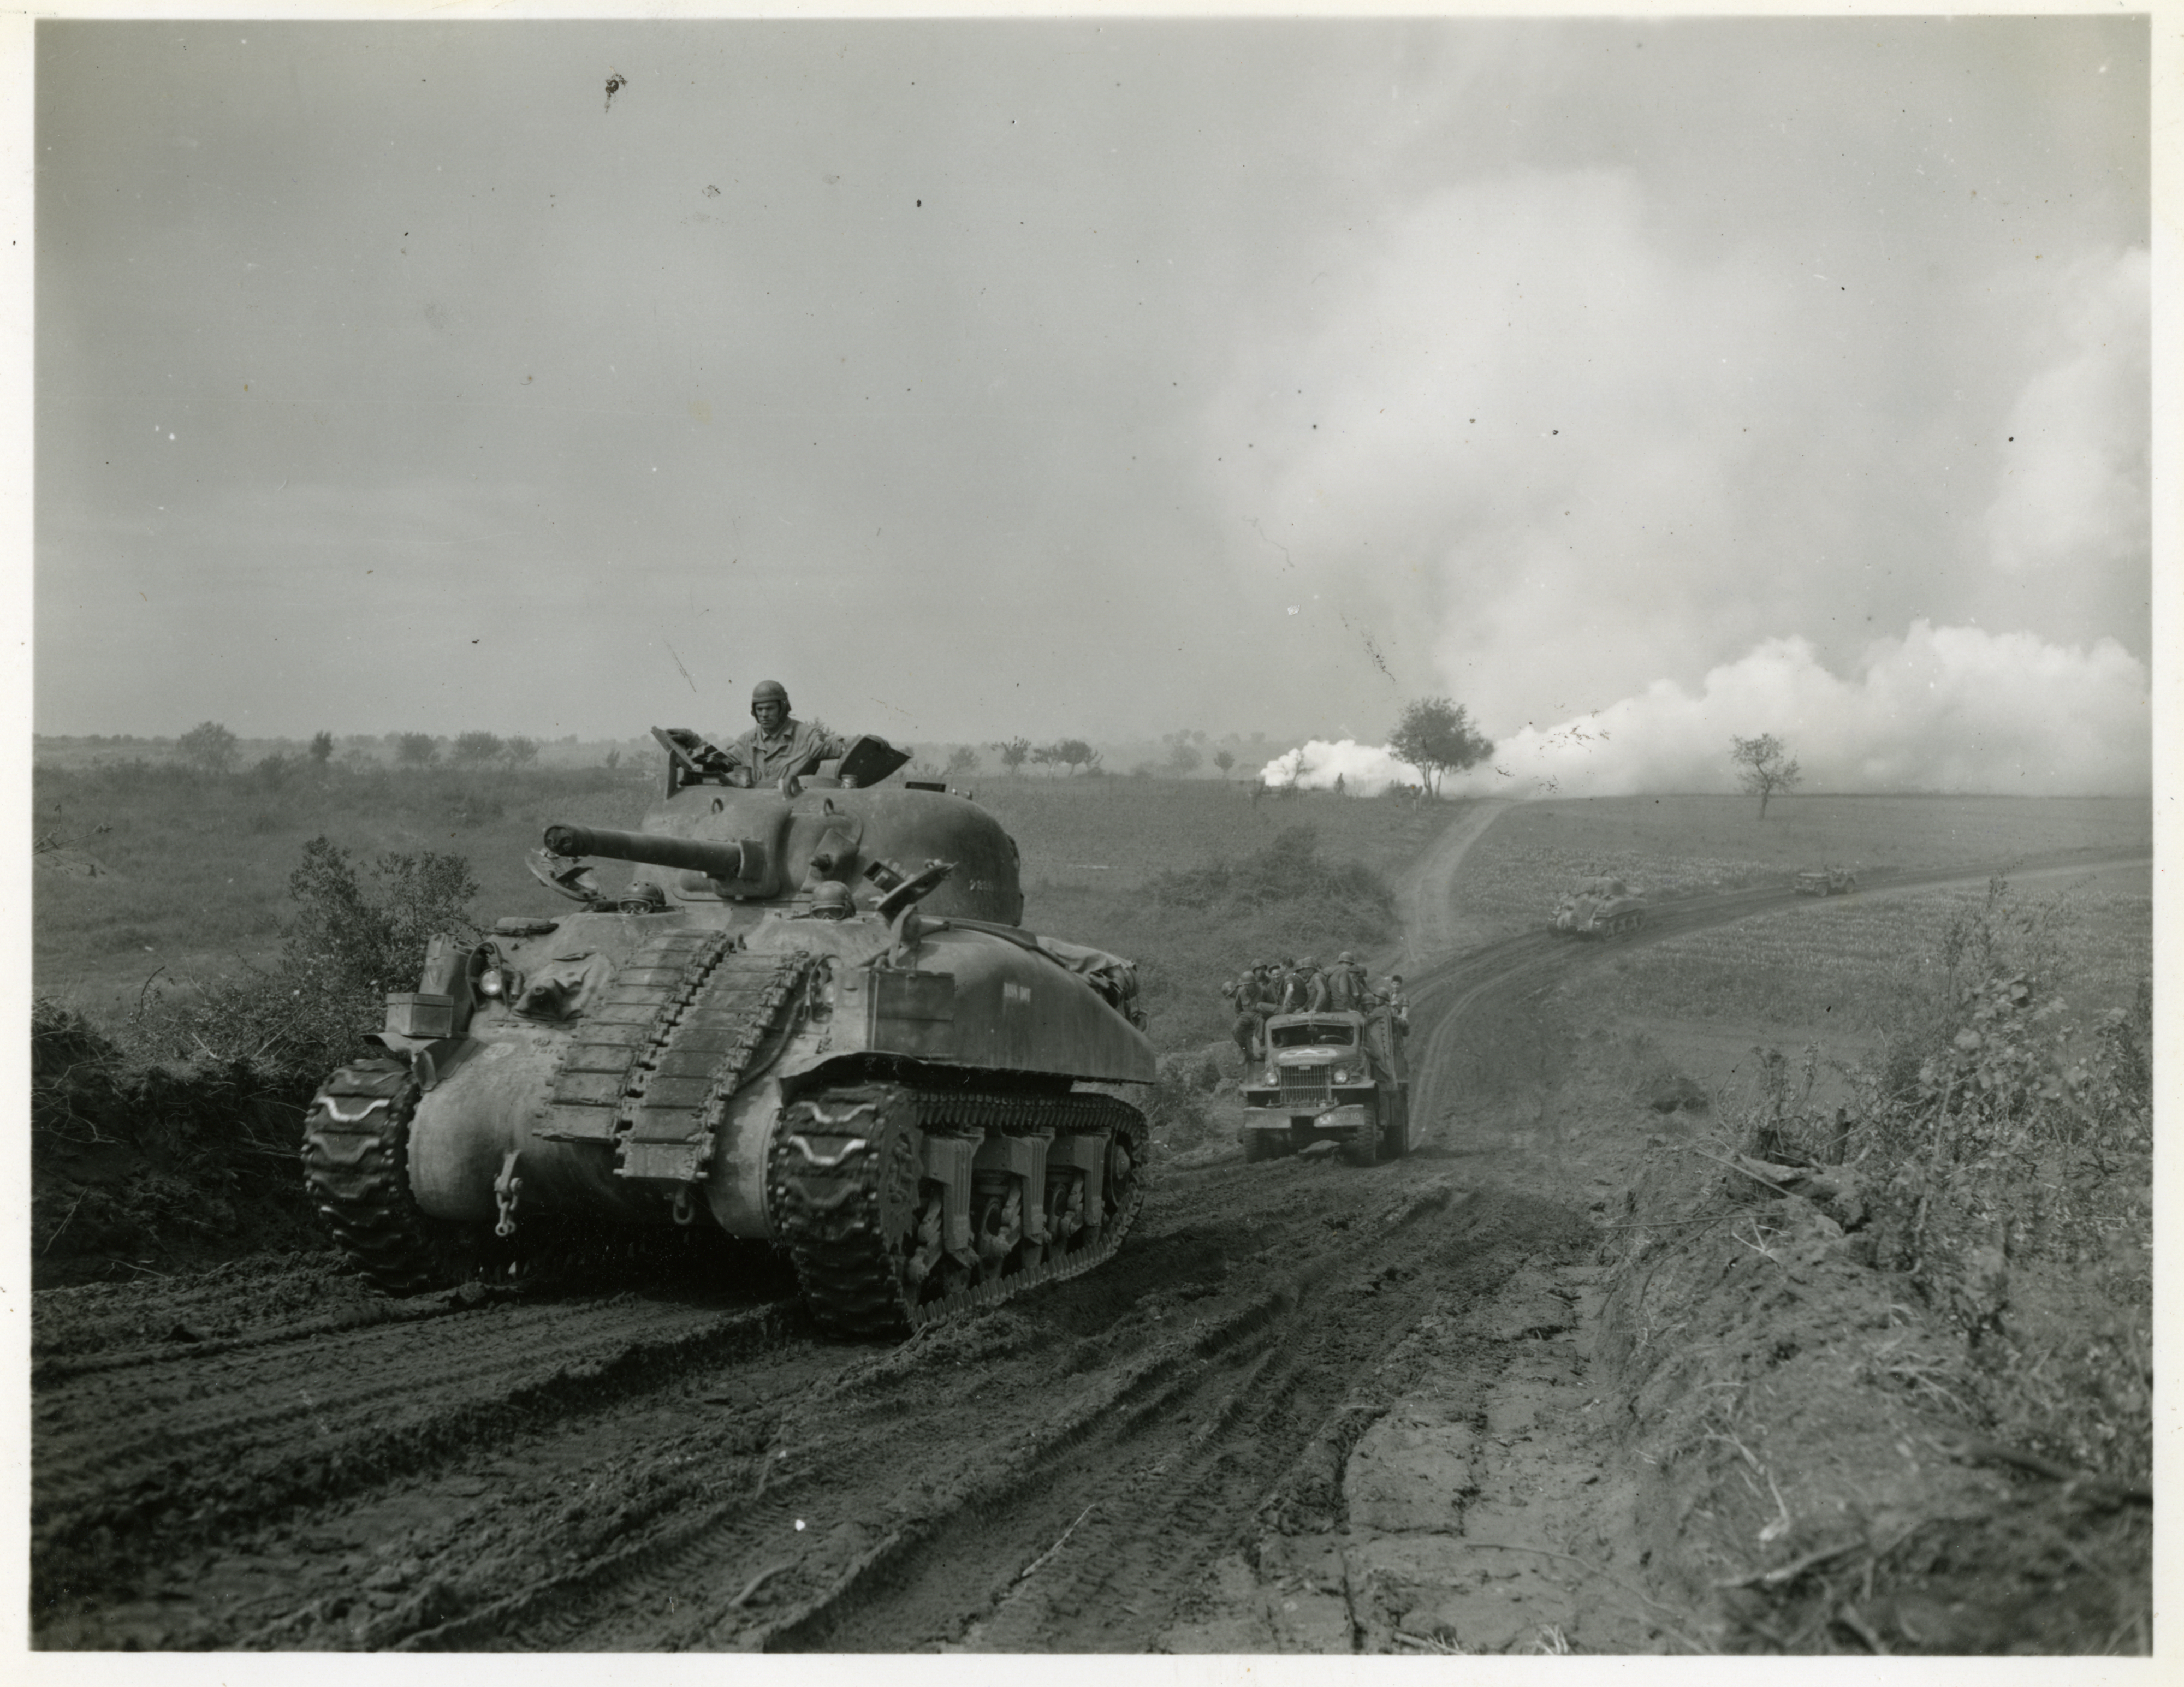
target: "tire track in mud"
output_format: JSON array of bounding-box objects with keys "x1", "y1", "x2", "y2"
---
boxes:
[
  {"x1": 32, "y1": 1290, "x2": 804, "y2": 1627},
  {"x1": 31, "y1": 836, "x2": 2148, "y2": 1651}
]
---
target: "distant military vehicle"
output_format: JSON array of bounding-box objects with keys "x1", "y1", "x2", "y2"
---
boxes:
[
  {"x1": 301, "y1": 728, "x2": 1154, "y2": 1340},
  {"x1": 1795, "y1": 866, "x2": 1859, "y2": 896},
  {"x1": 1550, "y1": 876, "x2": 1647, "y2": 938},
  {"x1": 1238, "y1": 1005, "x2": 1409, "y2": 1167}
]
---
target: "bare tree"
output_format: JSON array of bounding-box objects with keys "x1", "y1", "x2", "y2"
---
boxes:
[
  {"x1": 1731, "y1": 734, "x2": 1803, "y2": 818},
  {"x1": 503, "y1": 735, "x2": 541, "y2": 769},
  {"x1": 946, "y1": 745, "x2": 980, "y2": 776},
  {"x1": 1388, "y1": 697, "x2": 1493, "y2": 799},
  {"x1": 994, "y1": 736, "x2": 1032, "y2": 776}
]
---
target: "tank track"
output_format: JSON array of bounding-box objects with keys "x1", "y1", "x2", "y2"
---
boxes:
[
  {"x1": 301, "y1": 1058, "x2": 477, "y2": 1296},
  {"x1": 767, "y1": 1083, "x2": 1148, "y2": 1340}
]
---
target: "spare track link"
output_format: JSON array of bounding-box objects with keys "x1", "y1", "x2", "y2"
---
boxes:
[
  {"x1": 301, "y1": 1058, "x2": 466, "y2": 1296},
  {"x1": 769, "y1": 1083, "x2": 1148, "y2": 1340}
]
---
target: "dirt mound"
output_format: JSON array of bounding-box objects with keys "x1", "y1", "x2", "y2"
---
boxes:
[
  {"x1": 1598, "y1": 1147, "x2": 2150, "y2": 1654},
  {"x1": 31, "y1": 1005, "x2": 328, "y2": 1288}
]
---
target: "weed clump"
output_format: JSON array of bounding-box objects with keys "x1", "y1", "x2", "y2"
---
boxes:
[
  {"x1": 1149, "y1": 824, "x2": 1395, "y2": 923},
  {"x1": 126, "y1": 837, "x2": 479, "y2": 1084},
  {"x1": 1607, "y1": 877, "x2": 2152, "y2": 1654}
]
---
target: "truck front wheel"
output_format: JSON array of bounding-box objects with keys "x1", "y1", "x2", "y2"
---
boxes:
[{"x1": 1343, "y1": 1101, "x2": 1382, "y2": 1168}]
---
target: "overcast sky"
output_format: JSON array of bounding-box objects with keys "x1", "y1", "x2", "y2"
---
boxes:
[{"x1": 33, "y1": 15, "x2": 2157, "y2": 791}]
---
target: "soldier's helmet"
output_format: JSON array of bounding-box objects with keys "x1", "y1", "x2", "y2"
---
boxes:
[
  {"x1": 810, "y1": 880, "x2": 855, "y2": 919},
  {"x1": 752, "y1": 679, "x2": 790, "y2": 713},
  {"x1": 1298, "y1": 955, "x2": 1317, "y2": 970},
  {"x1": 1338, "y1": 951, "x2": 1355, "y2": 964}
]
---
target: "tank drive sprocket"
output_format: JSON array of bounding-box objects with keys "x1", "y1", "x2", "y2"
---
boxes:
[
  {"x1": 768, "y1": 1083, "x2": 1147, "y2": 1339},
  {"x1": 301, "y1": 1059, "x2": 486, "y2": 1294}
]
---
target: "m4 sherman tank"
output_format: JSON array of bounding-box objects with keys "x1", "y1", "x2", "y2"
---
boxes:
[
  {"x1": 300, "y1": 730, "x2": 1155, "y2": 1338},
  {"x1": 1550, "y1": 876, "x2": 1646, "y2": 938}
]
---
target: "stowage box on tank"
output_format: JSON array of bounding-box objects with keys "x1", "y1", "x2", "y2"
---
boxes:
[{"x1": 301, "y1": 729, "x2": 1155, "y2": 1339}]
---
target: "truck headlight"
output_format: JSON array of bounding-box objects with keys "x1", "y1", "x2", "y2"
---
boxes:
[{"x1": 1333, "y1": 1066, "x2": 1351, "y2": 1084}]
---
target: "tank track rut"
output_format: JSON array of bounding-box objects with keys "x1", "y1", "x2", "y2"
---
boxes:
[{"x1": 769, "y1": 1083, "x2": 1148, "y2": 1339}]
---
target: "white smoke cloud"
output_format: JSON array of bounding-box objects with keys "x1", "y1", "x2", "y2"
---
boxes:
[
  {"x1": 1209, "y1": 169, "x2": 2151, "y2": 736},
  {"x1": 1264, "y1": 621, "x2": 2149, "y2": 798},
  {"x1": 1984, "y1": 248, "x2": 2151, "y2": 583},
  {"x1": 1259, "y1": 739, "x2": 1422, "y2": 795}
]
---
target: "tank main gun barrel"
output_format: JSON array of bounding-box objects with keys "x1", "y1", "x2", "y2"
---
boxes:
[{"x1": 542, "y1": 824, "x2": 759, "y2": 881}]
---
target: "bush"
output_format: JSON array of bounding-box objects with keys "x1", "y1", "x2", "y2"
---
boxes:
[
  {"x1": 1776, "y1": 880, "x2": 2156, "y2": 1487},
  {"x1": 1149, "y1": 824, "x2": 1396, "y2": 922},
  {"x1": 126, "y1": 836, "x2": 480, "y2": 1083},
  {"x1": 178, "y1": 720, "x2": 239, "y2": 775}
]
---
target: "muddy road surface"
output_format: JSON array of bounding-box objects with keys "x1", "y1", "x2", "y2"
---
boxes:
[{"x1": 31, "y1": 844, "x2": 2145, "y2": 1653}]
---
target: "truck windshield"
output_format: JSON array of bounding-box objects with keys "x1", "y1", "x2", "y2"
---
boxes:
[{"x1": 1271, "y1": 1022, "x2": 1355, "y2": 1048}]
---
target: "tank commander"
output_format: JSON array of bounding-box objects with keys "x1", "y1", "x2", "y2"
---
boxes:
[
  {"x1": 724, "y1": 680, "x2": 848, "y2": 788},
  {"x1": 802, "y1": 881, "x2": 857, "y2": 920}
]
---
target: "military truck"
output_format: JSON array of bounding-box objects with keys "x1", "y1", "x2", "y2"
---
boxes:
[
  {"x1": 1238, "y1": 1005, "x2": 1409, "y2": 1167},
  {"x1": 1795, "y1": 866, "x2": 1859, "y2": 896}
]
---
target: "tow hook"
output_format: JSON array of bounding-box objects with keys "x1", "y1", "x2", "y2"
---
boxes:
[{"x1": 494, "y1": 1149, "x2": 523, "y2": 1238}]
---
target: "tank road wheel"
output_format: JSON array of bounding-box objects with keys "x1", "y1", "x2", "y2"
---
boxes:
[
  {"x1": 973, "y1": 1172, "x2": 1028, "y2": 1276},
  {"x1": 771, "y1": 1084, "x2": 1152, "y2": 1340},
  {"x1": 1104, "y1": 1114, "x2": 1146, "y2": 1229},
  {"x1": 1343, "y1": 1101, "x2": 1384, "y2": 1168},
  {"x1": 301, "y1": 1059, "x2": 491, "y2": 1295}
]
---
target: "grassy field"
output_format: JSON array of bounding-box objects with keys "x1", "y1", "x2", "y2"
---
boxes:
[
  {"x1": 33, "y1": 762, "x2": 662, "y2": 1014},
  {"x1": 1455, "y1": 793, "x2": 2151, "y2": 943},
  {"x1": 32, "y1": 762, "x2": 1442, "y2": 1050},
  {"x1": 1562, "y1": 862, "x2": 2153, "y2": 1036}
]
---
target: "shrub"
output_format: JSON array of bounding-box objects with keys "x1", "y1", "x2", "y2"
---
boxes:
[
  {"x1": 178, "y1": 720, "x2": 239, "y2": 775},
  {"x1": 1753, "y1": 880, "x2": 2157, "y2": 1487},
  {"x1": 126, "y1": 836, "x2": 480, "y2": 1083},
  {"x1": 1150, "y1": 825, "x2": 1395, "y2": 923}
]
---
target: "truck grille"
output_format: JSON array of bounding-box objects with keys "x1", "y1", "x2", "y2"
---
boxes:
[{"x1": 1279, "y1": 1071, "x2": 1331, "y2": 1108}]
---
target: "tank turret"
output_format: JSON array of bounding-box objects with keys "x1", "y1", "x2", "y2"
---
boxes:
[{"x1": 300, "y1": 728, "x2": 1152, "y2": 1339}]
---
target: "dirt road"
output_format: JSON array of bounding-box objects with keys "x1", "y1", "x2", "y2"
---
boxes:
[{"x1": 30, "y1": 835, "x2": 2150, "y2": 1653}]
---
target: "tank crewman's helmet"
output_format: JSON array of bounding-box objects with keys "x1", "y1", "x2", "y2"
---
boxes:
[
  {"x1": 810, "y1": 881, "x2": 855, "y2": 919},
  {"x1": 752, "y1": 679, "x2": 790, "y2": 716}
]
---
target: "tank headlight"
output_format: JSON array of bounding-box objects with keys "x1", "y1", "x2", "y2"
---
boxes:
[{"x1": 478, "y1": 968, "x2": 506, "y2": 999}]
